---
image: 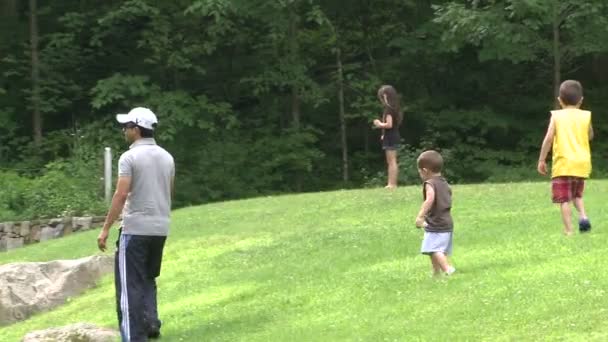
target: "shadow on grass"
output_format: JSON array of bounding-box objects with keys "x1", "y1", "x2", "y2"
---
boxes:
[{"x1": 160, "y1": 285, "x2": 273, "y2": 341}]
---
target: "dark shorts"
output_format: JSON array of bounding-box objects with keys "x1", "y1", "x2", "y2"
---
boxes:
[
  {"x1": 382, "y1": 133, "x2": 400, "y2": 151},
  {"x1": 552, "y1": 176, "x2": 585, "y2": 203}
]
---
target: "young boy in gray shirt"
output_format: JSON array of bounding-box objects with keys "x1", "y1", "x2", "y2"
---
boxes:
[{"x1": 415, "y1": 150, "x2": 455, "y2": 276}]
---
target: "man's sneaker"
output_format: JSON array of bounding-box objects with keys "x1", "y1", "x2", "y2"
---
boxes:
[
  {"x1": 579, "y1": 219, "x2": 592, "y2": 233},
  {"x1": 148, "y1": 320, "x2": 162, "y2": 339},
  {"x1": 446, "y1": 266, "x2": 456, "y2": 276}
]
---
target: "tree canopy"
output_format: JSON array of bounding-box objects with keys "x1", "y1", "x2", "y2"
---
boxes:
[{"x1": 1, "y1": 0, "x2": 608, "y2": 219}]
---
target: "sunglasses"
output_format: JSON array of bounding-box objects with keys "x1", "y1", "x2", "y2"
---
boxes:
[{"x1": 122, "y1": 123, "x2": 137, "y2": 131}]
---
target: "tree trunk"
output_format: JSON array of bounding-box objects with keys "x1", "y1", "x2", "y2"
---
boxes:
[
  {"x1": 288, "y1": 9, "x2": 302, "y2": 191},
  {"x1": 291, "y1": 86, "x2": 302, "y2": 192},
  {"x1": 29, "y1": 0, "x2": 42, "y2": 144},
  {"x1": 363, "y1": 122, "x2": 369, "y2": 155},
  {"x1": 552, "y1": 4, "x2": 561, "y2": 109},
  {"x1": 365, "y1": 47, "x2": 378, "y2": 78},
  {"x1": 1, "y1": 0, "x2": 17, "y2": 16},
  {"x1": 336, "y1": 46, "x2": 349, "y2": 183},
  {"x1": 291, "y1": 87, "x2": 300, "y2": 130},
  {"x1": 289, "y1": 16, "x2": 301, "y2": 131}
]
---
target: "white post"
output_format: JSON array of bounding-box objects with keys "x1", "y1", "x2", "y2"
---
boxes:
[{"x1": 104, "y1": 147, "x2": 112, "y2": 204}]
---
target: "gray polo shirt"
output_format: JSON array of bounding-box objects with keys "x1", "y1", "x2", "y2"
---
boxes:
[{"x1": 118, "y1": 138, "x2": 174, "y2": 236}]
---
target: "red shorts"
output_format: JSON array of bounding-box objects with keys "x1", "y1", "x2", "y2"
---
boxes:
[{"x1": 552, "y1": 176, "x2": 585, "y2": 203}]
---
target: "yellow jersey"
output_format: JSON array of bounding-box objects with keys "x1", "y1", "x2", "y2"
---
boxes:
[{"x1": 551, "y1": 108, "x2": 591, "y2": 178}]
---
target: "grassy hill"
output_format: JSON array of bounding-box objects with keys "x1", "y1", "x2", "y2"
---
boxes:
[{"x1": 2, "y1": 181, "x2": 608, "y2": 341}]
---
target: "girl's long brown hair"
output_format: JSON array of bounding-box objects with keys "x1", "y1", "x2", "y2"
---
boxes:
[{"x1": 377, "y1": 85, "x2": 403, "y2": 126}]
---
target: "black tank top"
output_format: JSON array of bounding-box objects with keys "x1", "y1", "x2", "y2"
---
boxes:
[
  {"x1": 422, "y1": 176, "x2": 453, "y2": 232},
  {"x1": 382, "y1": 113, "x2": 400, "y2": 144}
]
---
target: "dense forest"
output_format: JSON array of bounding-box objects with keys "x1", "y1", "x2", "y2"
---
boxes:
[{"x1": 1, "y1": 0, "x2": 608, "y2": 220}]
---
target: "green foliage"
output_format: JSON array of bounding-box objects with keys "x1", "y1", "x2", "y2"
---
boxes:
[
  {"x1": 2, "y1": 0, "x2": 608, "y2": 219},
  {"x1": 0, "y1": 155, "x2": 107, "y2": 221},
  {"x1": 0, "y1": 171, "x2": 30, "y2": 220},
  {"x1": 172, "y1": 126, "x2": 325, "y2": 206},
  {"x1": 346, "y1": 74, "x2": 383, "y2": 122},
  {"x1": 415, "y1": 108, "x2": 532, "y2": 183},
  {"x1": 434, "y1": 1, "x2": 608, "y2": 64},
  {"x1": 23, "y1": 163, "x2": 106, "y2": 219},
  {"x1": 91, "y1": 74, "x2": 157, "y2": 110}
]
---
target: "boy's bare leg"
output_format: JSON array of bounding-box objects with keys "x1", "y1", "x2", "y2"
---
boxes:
[
  {"x1": 431, "y1": 252, "x2": 451, "y2": 273},
  {"x1": 560, "y1": 202, "x2": 574, "y2": 235},
  {"x1": 430, "y1": 256, "x2": 441, "y2": 275},
  {"x1": 385, "y1": 150, "x2": 398, "y2": 188},
  {"x1": 573, "y1": 197, "x2": 588, "y2": 220}
]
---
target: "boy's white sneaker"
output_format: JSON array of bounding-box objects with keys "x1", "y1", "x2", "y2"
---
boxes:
[{"x1": 446, "y1": 266, "x2": 456, "y2": 276}]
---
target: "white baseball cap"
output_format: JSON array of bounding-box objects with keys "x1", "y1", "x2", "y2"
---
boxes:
[{"x1": 116, "y1": 107, "x2": 158, "y2": 130}]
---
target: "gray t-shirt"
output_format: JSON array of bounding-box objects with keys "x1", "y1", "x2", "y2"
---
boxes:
[
  {"x1": 422, "y1": 176, "x2": 453, "y2": 232},
  {"x1": 118, "y1": 138, "x2": 174, "y2": 236}
]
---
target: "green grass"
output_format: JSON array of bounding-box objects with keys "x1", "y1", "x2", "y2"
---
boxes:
[{"x1": 2, "y1": 181, "x2": 608, "y2": 341}]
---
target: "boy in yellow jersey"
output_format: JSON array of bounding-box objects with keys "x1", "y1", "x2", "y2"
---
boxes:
[{"x1": 538, "y1": 80, "x2": 593, "y2": 236}]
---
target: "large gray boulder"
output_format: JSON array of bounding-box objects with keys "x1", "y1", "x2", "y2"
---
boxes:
[
  {"x1": 0, "y1": 255, "x2": 113, "y2": 326},
  {"x1": 22, "y1": 323, "x2": 119, "y2": 342}
]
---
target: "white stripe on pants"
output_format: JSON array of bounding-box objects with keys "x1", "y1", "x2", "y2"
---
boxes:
[{"x1": 119, "y1": 234, "x2": 131, "y2": 340}]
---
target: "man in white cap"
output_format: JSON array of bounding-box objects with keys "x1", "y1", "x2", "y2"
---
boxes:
[{"x1": 97, "y1": 107, "x2": 175, "y2": 341}]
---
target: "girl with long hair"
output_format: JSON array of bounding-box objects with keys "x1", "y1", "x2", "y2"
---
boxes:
[{"x1": 373, "y1": 85, "x2": 402, "y2": 189}]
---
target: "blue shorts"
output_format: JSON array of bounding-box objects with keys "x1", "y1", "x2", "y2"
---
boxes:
[{"x1": 420, "y1": 231, "x2": 453, "y2": 256}]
